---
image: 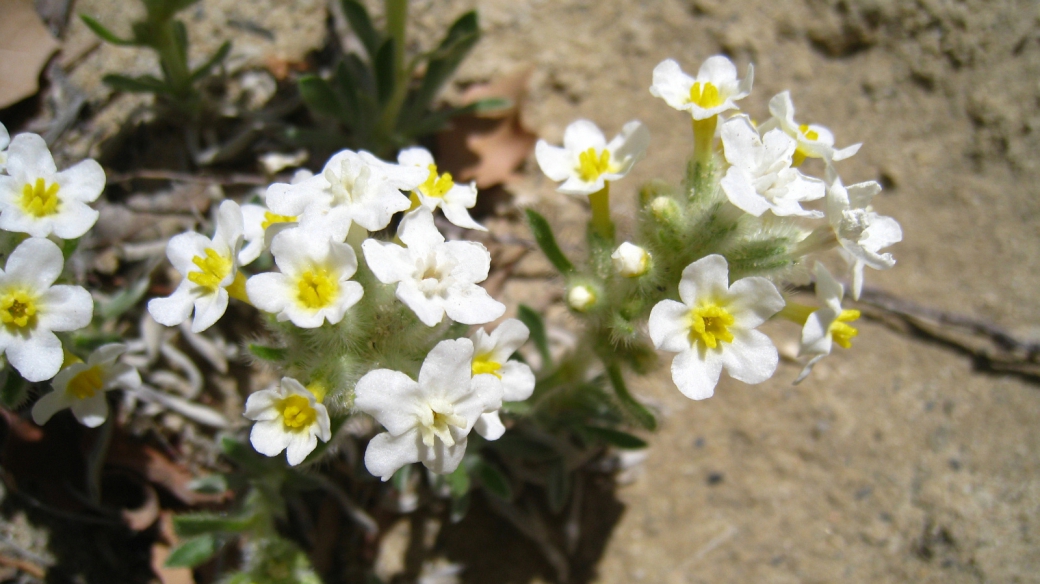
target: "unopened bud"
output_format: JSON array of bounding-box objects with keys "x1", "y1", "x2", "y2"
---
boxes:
[
  {"x1": 567, "y1": 284, "x2": 597, "y2": 312},
  {"x1": 611, "y1": 242, "x2": 651, "y2": 278},
  {"x1": 650, "y1": 196, "x2": 680, "y2": 222}
]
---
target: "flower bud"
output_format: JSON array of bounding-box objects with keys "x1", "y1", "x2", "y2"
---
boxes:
[
  {"x1": 567, "y1": 284, "x2": 597, "y2": 312},
  {"x1": 650, "y1": 196, "x2": 680, "y2": 223},
  {"x1": 611, "y1": 242, "x2": 651, "y2": 278}
]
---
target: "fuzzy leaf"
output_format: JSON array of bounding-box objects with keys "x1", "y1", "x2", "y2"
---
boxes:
[
  {"x1": 103, "y1": 74, "x2": 171, "y2": 95},
  {"x1": 607, "y1": 364, "x2": 657, "y2": 431},
  {"x1": 582, "y1": 425, "x2": 647, "y2": 449},
  {"x1": 190, "y1": 41, "x2": 231, "y2": 82},
  {"x1": 80, "y1": 15, "x2": 136, "y2": 46},
  {"x1": 165, "y1": 534, "x2": 218, "y2": 568},
  {"x1": 341, "y1": 0, "x2": 381, "y2": 59},
  {"x1": 473, "y1": 460, "x2": 512, "y2": 500},
  {"x1": 99, "y1": 277, "x2": 150, "y2": 320},
  {"x1": 174, "y1": 512, "x2": 254, "y2": 537},
  {"x1": 406, "y1": 11, "x2": 479, "y2": 119},
  {"x1": 373, "y1": 38, "x2": 396, "y2": 105},
  {"x1": 0, "y1": 369, "x2": 28, "y2": 409},
  {"x1": 517, "y1": 304, "x2": 551, "y2": 369},
  {"x1": 546, "y1": 460, "x2": 570, "y2": 514},
  {"x1": 247, "y1": 344, "x2": 287, "y2": 362},
  {"x1": 444, "y1": 463, "x2": 471, "y2": 498},
  {"x1": 299, "y1": 75, "x2": 345, "y2": 120},
  {"x1": 525, "y1": 209, "x2": 575, "y2": 275}
]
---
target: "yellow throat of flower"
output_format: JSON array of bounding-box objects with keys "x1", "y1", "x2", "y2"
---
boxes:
[
  {"x1": 296, "y1": 268, "x2": 339, "y2": 309},
  {"x1": 418, "y1": 163, "x2": 455, "y2": 200},
  {"x1": 0, "y1": 289, "x2": 38, "y2": 330},
  {"x1": 67, "y1": 366, "x2": 105, "y2": 400},
  {"x1": 577, "y1": 148, "x2": 616, "y2": 182},
  {"x1": 792, "y1": 124, "x2": 820, "y2": 167},
  {"x1": 21, "y1": 178, "x2": 61, "y2": 218},
  {"x1": 261, "y1": 211, "x2": 296, "y2": 230},
  {"x1": 472, "y1": 353, "x2": 503, "y2": 378},
  {"x1": 689, "y1": 301, "x2": 735, "y2": 349},
  {"x1": 688, "y1": 81, "x2": 723, "y2": 109},
  {"x1": 279, "y1": 394, "x2": 317, "y2": 430},
  {"x1": 829, "y1": 309, "x2": 860, "y2": 349},
  {"x1": 420, "y1": 406, "x2": 467, "y2": 448},
  {"x1": 187, "y1": 248, "x2": 232, "y2": 291}
]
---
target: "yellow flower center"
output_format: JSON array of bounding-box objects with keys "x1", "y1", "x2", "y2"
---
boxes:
[
  {"x1": 419, "y1": 404, "x2": 467, "y2": 448},
  {"x1": 279, "y1": 394, "x2": 317, "y2": 430},
  {"x1": 0, "y1": 289, "x2": 38, "y2": 329},
  {"x1": 296, "y1": 268, "x2": 338, "y2": 309},
  {"x1": 688, "y1": 81, "x2": 723, "y2": 109},
  {"x1": 688, "y1": 302, "x2": 735, "y2": 349},
  {"x1": 67, "y1": 366, "x2": 105, "y2": 400},
  {"x1": 305, "y1": 380, "x2": 328, "y2": 403},
  {"x1": 792, "y1": 124, "x2": 820, "y2": 167},
  {"x1": 261, "y1": 211, "x2": 296, "y2": 230},
  {"x1": 577, "y1": 148, "x2": 616, "y2": 182},
  {"x1": 187, "y1": 248, "x2": 232, "y2": 291},
  {"x1": 829, "y1": 309, "x2": 860, "y2": 349},
  {"x1": 472, "y1": 354, "x2": 503, "y2": 378},
  {"x1": 418, "y1": 164, "x2": 455, "y2": 199},
  {"x1": 20, "y1": 178, "x2": 60, "y2": 218}
]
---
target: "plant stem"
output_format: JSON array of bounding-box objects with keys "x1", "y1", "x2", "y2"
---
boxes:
[
  {"x1": 588, "y1": 183, "x2": 614, "y2": 240},
  {"x1": 376, "y1": 0, "x2": 411, "y2": 154}
]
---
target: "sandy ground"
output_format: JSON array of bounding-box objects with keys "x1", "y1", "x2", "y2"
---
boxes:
[{"x1": 7, "y1": 0, "x2": 1040, "y2": 582}]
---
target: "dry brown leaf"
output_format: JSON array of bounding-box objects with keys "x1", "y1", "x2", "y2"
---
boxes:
[
  {"x1": 151, "y1": 512, "x2": 196, "y2": 584},
  {"x1": 437, "y1": 68, "x2": 537, "y2": 189},
  {"x1": 107, "y1": 437, "x2": 228, "y2": 506},
  {"x1": 0, "y1": 0, "x2": 61, "y2": 108}
]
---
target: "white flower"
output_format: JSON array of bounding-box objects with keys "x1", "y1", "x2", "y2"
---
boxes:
[
  {"x1": 31, "y1": 344, "x2": 141, "y2": 428},
  {"x1": 239, "y1": 202, "x2": 297, "y2": 265},
  {"x1": 824, "y1": 169, "x2": 902, "y2": 300},
  {"x1": 0, "y1": 237, "x2": 93, "y2": 382},
  {"x1": 760, "y1": 91, "x2": 861, "y2": 165},
  {"x1": 0, "y1": 133, "x2": 105, "y2": 238},
  {"x1": 648, "y1": 254, "x2": 784, "y2": 400},
  {"x1": 719, "y1": 116, "x2": 825, "y2": 217},
  {"x1": 265, "y1": 149, "x2": 426, "y2": 241},
  {"x1": 469, "y1": 319, "x2": 535, "y2": 440},
  {"x1": 244, "y1": 377, "x2": 332, "y2": 466},
  {"x1": 397, "y1": 147, "x2": 486, "y2": 231},
  {"x1": 794, "y1": 263, "x2": 861, "y2": 383},
  {"x1": 611, "y1": 242, "x2": 651, "y2": 278},
  {"x1": 355, "y1": 338, "x2": 502, "y2": 480},
  {"x1": 148, "y1": 200, "x2": 245, "y2": 333},
  {"x1": 0, "y1": 122, "x2": 9, "y2": 173},
  {"x1": 535, "y1": 120, "x2": 650, "y2": 196},
  {"x1": 246, "y1": 228, "x2": 364, "y2": 328},
  {"x1": 361, "y1": 208, "x2": 505, "y2": 327},
  {"x1": 649, "y1": 57, "x2": 753, "y2": 120}
]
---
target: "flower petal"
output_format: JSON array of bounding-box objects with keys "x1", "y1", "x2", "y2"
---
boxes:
[
  {"x1": 55, "y1": 159, "x2": 105, "y2": 203},
  {"x1": 418, "y1": 338, "x2": 475, "y2": 403},
  {"x1": 726, "y1": 276, "x2": 784, "y2": 329},
  {"x1": 365, "y1": 429, "x2": 422, "y2": 481},
  {"x1": 6, "y1": 134, "x2": 56, "y2": 180},
  {"x1": 562, "y1": 119, "x2": 607, "y2": 151},
  {"x1": 355, "y1": 369, "x2": 424, "y2": 436},
  {"x1": 4, "y1": 237, "x2": 63, "y2": 288},
  {"x1": 37, "y1": 285, "x2": 93, "y2": 332},
  {"x1": 31, "y1": 389, "x2": 70, "y2": 425},
  {"x1": 71, "y1": 394, "x2": 109, "y2": 428},
  {"x1": 671, "y1": 348, "x2": 723, "y2": 400},
  {"x1": 500, "y1": 361, "x2": 535, "y2": 402},
  {"x1": 474, "y1": 412, "x2": 505, "y2": 440},
  {"x1": 250, "y1": 419, "x2": 293, "y2": 457},
  {"x1": 419, "y1": 434, "x2": 467, "y2": 475},
  {"x1": 721, "y1": 329, "x2": 778, "y2": 385},
  {"x1": 678, "y1": 255, "x2": 729, "y2": 305},
  {"x1": 190, "y1": 289, "x2": 229, "y2": 333},
  {"x1": 148, "y1": 283, "x2": 196, "y2": 327},
  {"x1": 535, "y1": 141, "x2": 574, "y2": 182},
  {"x1": 648, "y1": 299, "x2": 692, "y2": 353},
  {"x1": 285, "y1": 431, "x2": 319, "y2": 465}
]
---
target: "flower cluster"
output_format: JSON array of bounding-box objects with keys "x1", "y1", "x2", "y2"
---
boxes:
[
  {"x1": 534, "y1": 55, "x2": 902, "y2": 401},
  {"x1": 0, "y1": 122, "x2": 143, "y2": 429},
  {"x1": 144, "y1": 144, "x2": 518, "y2": 469}
]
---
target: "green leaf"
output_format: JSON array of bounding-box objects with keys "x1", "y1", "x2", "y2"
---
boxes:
[
  {"x1": 444, "y1": 463, "x2": 471, "y2": 498},
  {"x1": 607, "y1": 364, "x2": 657, "y2": 431},
  {"x1": 0, "y1": 369, "x2": 27, "y2": 409},
  {"x1": 61, "y1": 238, "x2": 79, "y2": 261},
  {"x1": 103, "y1": 74, "x2": 172, "y2": 95},
  {"x1": 391, "y1": 463, "x2": 412, "y2": 492},
  {"x1": 581, "y1": 425, "x2": 647, "y2": 449},
  {"x1": 546, "y1": 460, "x2": 570, "y2": 514},
  {"x1": 188, "y1": 474, "x2": 228, "y2": 494},
  {"x1": 341, "y1": 0, "x2": 381, "y2": 59},
  {"x1": 99, "y1": 277, "x2": 151, "y2": 320},
  {"x1": 173, "y1": 512, "x2": 254, "y2": 537},
  {"x1": 80, "y1": 15, "x2": 136, "y2": 46},
  {"x1": 449, "y1": 491, "x2": 470, "y2": 523},
  {"x1": 406, "y1": 104, "x2": 477, "y2": 137},
  {"x1": 171, "y1": 20, "x2": 190, "y2": 63},
  {"x1": 517, "y1": 304, "x2": 551, "y2": 369},
  {"x1": 373, "y1": 38, "x2": 396, "y2": 105},
  {"x1": 165, "y1": 534, "x2": 218, "y2": 568},
  {"x1": 299, "y1": 75, "x2": 344, "y2": 120},
  {"x1": 190, "y1": 41, "x2": 231, "y2": 81},
  {"x1": 471, "y1": 96, "x2": 513, "y2": 114},
  {"x1": 525, "y1": 209, "x2": 575, "y2": 274},
  {"x1": 332, "y1": 61, "x2": 362, "y2": 128},
  {"x1": 406, "y1": 11, "x2": 479, "y2": 119},
  {"x1": 248, "y1": 344, "x2": 286, "y2": 362},
  {"x1": 473, "y1": 460, "x2": 512, "y2": 500}
]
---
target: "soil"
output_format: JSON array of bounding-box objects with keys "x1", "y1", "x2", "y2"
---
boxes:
[{"x1": 4, "y1": 0, "x2": 1040, "y2": 582}]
